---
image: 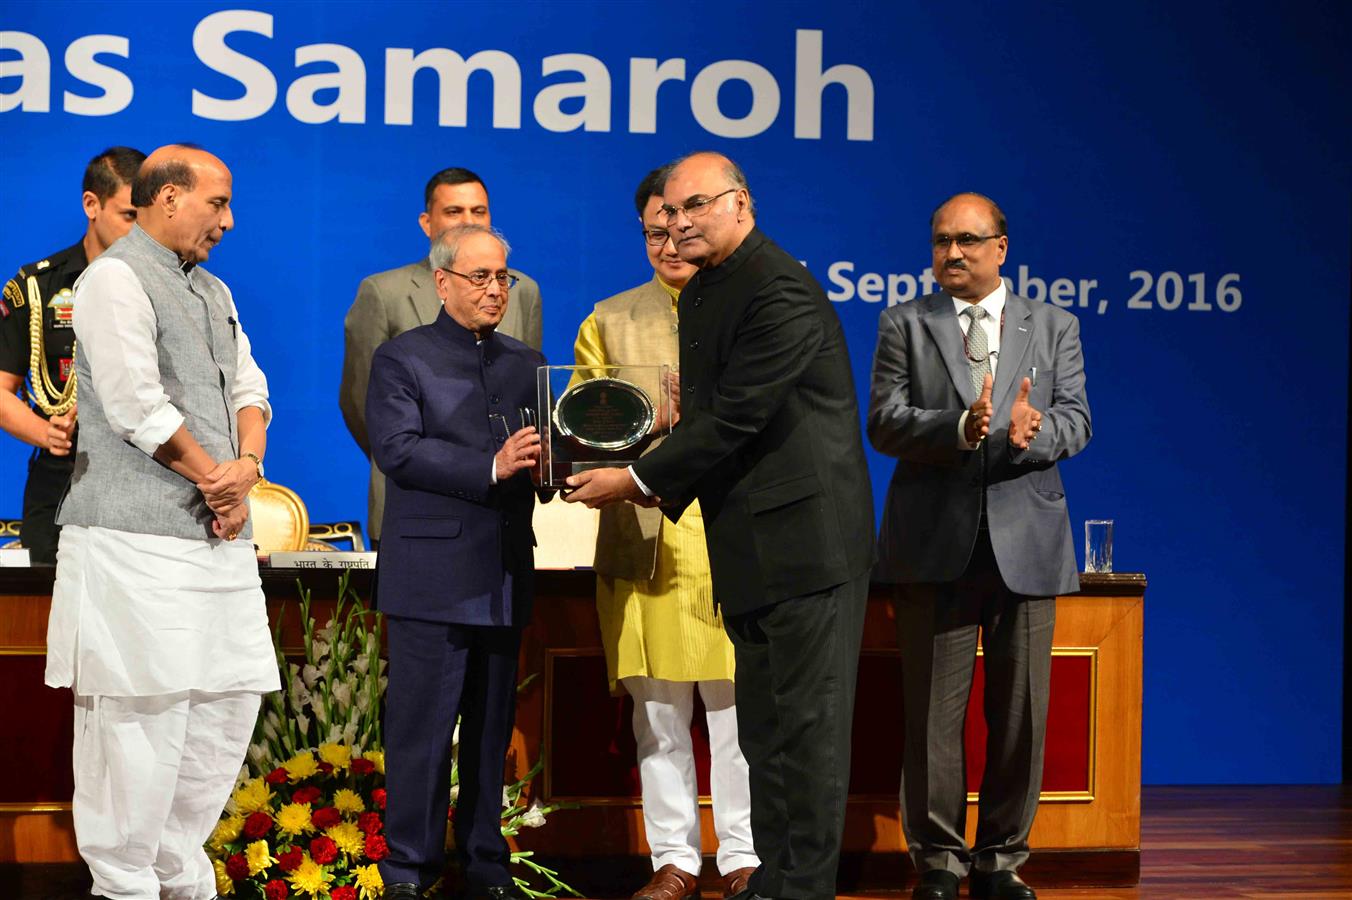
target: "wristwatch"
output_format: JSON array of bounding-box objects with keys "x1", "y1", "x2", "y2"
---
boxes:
[{"x1": 242, "y1": 452, "x2": 264, "y2": 480}]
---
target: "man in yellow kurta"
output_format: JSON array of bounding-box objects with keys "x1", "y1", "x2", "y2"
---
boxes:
[{"x1": 573, "y1": 168, "x2": 758, "y2": 900}]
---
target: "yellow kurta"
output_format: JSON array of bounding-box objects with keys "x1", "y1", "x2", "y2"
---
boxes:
[{"x1": 574, "y1": 278, "x2": 737, "y2": 692}]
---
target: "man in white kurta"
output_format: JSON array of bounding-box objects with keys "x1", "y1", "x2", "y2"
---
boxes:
[{"x1": 45, "y1": 145, "x2": 279, "y2": 900}]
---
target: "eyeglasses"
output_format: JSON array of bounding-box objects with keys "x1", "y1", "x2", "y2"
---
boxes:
[
  {"x1": 932, "y1": 233, "x2": 1004, "y2": 250},
  {"x1": 643, "y1": 228, "x2": 673, "y2": 246},
  {"x1": 659, "y1": 188, "x2": 737, "y2": 223},
  {"x1": 441, "y1": 268, "x2": 518, "y2": 289}
]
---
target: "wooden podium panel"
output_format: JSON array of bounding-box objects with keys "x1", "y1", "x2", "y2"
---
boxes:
[
  {"x1": 0, "y1": 567, "x2": 1142, "y2": 886},
  {"x1": 511, "y1": 571, "x2": 1144, "y2": 885}
]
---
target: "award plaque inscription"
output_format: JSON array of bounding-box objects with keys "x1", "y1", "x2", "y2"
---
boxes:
[{"x1": 536, "y1": 365, "x2": 672, "y2": 487}]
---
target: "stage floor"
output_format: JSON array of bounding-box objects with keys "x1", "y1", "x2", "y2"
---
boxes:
[
  {"x1": 4, "y1": 786, "x2": 1349, "y2": 899},
  {"x1": 834, "y1": 785, "x2": 1351, "y2": 900}
]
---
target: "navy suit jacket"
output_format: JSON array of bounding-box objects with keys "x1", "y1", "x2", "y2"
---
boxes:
[
  {"x1": 867, "y1": 290, "x2": 1092, "y2": 596},
  {"x1": 366, "y1": 310, "x2": 545, "y2": 627}
]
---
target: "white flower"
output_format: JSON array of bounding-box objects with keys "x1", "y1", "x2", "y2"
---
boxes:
[
  {"x1": 502, "y1": 787, "x2": 513, "y2": 809},
  {"x1": 318, "y1": 619, "x2": 337, "y2": 642},
  {"x1": 327, "y1": 723, "x2": 343, "y2": 743},
  {"x1": 342, "y1": 720, "x2": 358, "y2": 745},
  {"x1": 311, "y1": 639, "x2": 330, "y2": 660},
  {"x1": 332, "y1": 681, "x2": 353, "y2": 708},
  {"x1": 301, "y1": 664, "x2": 321, "y2": 689},
  {"x1": 288, "y1": 662, "x2": 300, "y2": 678},
  {"x1": 450, "y1": 783, "x2": 460, "y2": 803},
  {"x1": 520, "y1": 801, "x2": 547, "y2": 829},
  {"x1": 247, "y1": 743, "x2": 268, "y2": 767},
  {"x1": 353, "y1": 655, "x2": 370, "y2": 676},
  {"x1": 262, "y1": 715, "x2": 278, "y2": 742},
  {"x1": 356, "y1": 690, "x2": 371, "y2": 714},
  {"x1": 295, "y1": 713, "x2": 310, "y2": 734}
]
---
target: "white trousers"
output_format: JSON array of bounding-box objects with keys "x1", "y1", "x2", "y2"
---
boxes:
[
  {"x1": 72, "y1": 690, "x2": 262, "y2": 900},
  {"x1": 622, "y1": 677, "x2": 759, "y2": 876}
]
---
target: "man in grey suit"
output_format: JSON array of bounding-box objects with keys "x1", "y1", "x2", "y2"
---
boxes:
[
  {"x1": 340, "y1": 166, "x2": 543, "y2": 542},
  {"x1": 867, "y1": 193, "x2": 1091, "y2": 900}
]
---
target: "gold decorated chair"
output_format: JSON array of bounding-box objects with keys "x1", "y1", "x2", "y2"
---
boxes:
[
  {"x1": 0, "y1": 519, "x2": 20, "y2": 550},
  {"x1": 306, "y1": 521, "x2": 367, "y2": 552},
  {"x1": 248, "y1": 479, "x2": 310, "y2": 553}
]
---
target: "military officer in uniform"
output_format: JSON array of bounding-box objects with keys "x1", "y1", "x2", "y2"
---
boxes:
[{"x1": 0, "y1": 146, "x2": 145, "y2": 563}]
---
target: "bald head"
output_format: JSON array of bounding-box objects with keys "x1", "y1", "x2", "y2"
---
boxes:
[
  {"x1": 662, "y1": 152, "x2": 755, "y2": 269},
  {"x1": 134, "y1": 144, "x2": 234, "y2": 264}
]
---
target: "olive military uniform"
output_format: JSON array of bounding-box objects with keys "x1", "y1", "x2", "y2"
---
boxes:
[{"x1": 0, "y1": 240, "x2": 86, "y2": 564}]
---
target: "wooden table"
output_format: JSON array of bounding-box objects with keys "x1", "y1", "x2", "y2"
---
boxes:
[{"x1": 0, "y1": 567, "x2": 1144, "y2": 888}]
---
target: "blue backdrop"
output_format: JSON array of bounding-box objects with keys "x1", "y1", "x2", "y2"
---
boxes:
[{"x1": 2, "y1": 1, "x2": 1348, "y2": 784}]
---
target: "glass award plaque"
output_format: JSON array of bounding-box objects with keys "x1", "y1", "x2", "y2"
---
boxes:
[{"x1": 536, "y1": 365, "x2": 673, "y2": 487}]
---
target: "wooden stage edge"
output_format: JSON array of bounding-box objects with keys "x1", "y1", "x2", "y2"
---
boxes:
[{"x1": 5, "y1": 786, "x2": 1351, "y2": 899}]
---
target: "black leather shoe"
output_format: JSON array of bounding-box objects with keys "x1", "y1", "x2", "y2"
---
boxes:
[
  {"x1": 465, "y1": 886, "x2": 530, "y2": 900},
  {"x1": 913, "y1": 869, "x2": 960, "y2": 900},
  {"x1": 385, "y1": 884, "x2": 420, "y2": 900},
  {"x1": 969, "y1": 870, "x2": 1036, "y2": 899}
]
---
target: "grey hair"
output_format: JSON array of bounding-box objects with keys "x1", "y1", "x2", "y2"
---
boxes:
[
  {"x1": 669, "y1": 151, "x2": 756, "y2": 216},
  {"x1": 428, "y1": 223, "x2": 511, "y2": 270}
]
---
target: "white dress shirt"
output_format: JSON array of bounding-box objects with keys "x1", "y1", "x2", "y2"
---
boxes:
[{"x1": 955, "y1": 281, "x2": 1006, "y2": 449}]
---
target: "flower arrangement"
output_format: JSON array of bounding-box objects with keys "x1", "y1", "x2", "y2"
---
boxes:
[{"x1": 206, "y1": 574, "x2": 578, "y2": 899}]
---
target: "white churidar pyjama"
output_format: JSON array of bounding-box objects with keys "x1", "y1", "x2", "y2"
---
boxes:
[{"x1": 622, "y1": 676, "x2": 758, "y2": 876}]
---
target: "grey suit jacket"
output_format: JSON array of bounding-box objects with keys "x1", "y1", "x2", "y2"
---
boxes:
[
  {"x1": 867, "y1": 290, "x2": 1091, "y2": 596},
  {"x1": 340, "y1": 258, "x2": 543, "y2": 540}
]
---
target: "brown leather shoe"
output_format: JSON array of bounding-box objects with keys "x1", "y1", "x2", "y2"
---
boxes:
[
  {"x1": 721, "y1": 867, "x2": 757, "y2": 898},
  {"x1": 632, "y1": 864, "x2": 698, "y2": 900}
]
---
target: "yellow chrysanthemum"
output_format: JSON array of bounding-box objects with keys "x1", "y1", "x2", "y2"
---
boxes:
[
  {"x1": 361, "y1": 750, "x2": 385, "y2": 774},
  {"x1": 231, "y1": 777, "x2": 275, "y2": 814},
  {"x1": 326, "y1": 821, "x2": 365, "y2": 856},
  {"x1": 274, "y1": 802, "x2": 314, "y2": 837},
  {"x1": 354, "y1": 863, "x2": 384, "y2": 899},
  {"x1": 245, "y1": 839, "x2": 274, "y2": 877},
  {"x1": 213, "y1": 858, "x2": 235, "y2": 896},
  {"x1": 283, "y1": 751, "x2": 320, "y2": 782},
  {"x1": 209, "y1": 813, "x2": 246, "y2": 851},
  {"x1": 332, "y1": 788, "x2": 365, "y2": 815},
  {"x1": 317, "y1": 743, "x2": 352, "y2": 771},
  {"x1": 287, "y1": 856, "x2": 335, "y2": 897}
]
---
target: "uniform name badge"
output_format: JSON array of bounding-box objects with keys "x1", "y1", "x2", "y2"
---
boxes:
[{"x1": 533, "y1": 365, "x2": 673, "y2": 488}]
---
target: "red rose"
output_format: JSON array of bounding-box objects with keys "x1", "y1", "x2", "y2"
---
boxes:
[
  {"x1": 364, "y1": 833, "x2": 389, "y2": 861},
  {"x1": 276, "y1": 846, "x2": 304, "y2": 872},
  {"x1": 318, "y1": 761, "x2": 334, "y2": 775},
  {"x1": 357, "y1": 811, "x2": 383, "y2": 835},
  {"x1": 292, "y1": 786, "x2": 322, "y2": 805},
  {"x1": 264, "y1": 880, "x2": 288, "y2": 900},
  {"x1": 264, "y1": 767, "x2": 289, "y2": 785},
  {"x1": 309, "y1": 835, "x2": 339, "y2": 865},
  {"x1": 331, "y1": 887, "x2": 357, "y2": 900},
  {"x1": 225, "y1": 853, "x2": 250, "y2": 881},
  {"x1": 372, "y1": 788, "x2": 386, "y2": 810},
  {"x1": 351, "y1": 758, "x2": 375, "y2": 775},
  {"x1": 243, "y1": 811, "x2": 273, "y2": 840},
  {"x1": 311, "y1": 806, "x2": 342, "y2": 830}
]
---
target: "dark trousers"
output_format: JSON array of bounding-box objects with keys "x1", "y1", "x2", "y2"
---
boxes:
[
  {"x1": 894, "y1": 529, "x2": 1055, "y2": 877},
  {"x1": 724, "y1": 571, "x2": 869, "y2": 900},
  {"x1": 380, "y1": 615, "x2": 522, "y2": 890},
  {"x1": 21, "y1": 449, "x2": 72, "y2": 565}
]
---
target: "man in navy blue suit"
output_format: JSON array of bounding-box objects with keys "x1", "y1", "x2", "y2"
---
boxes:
[{"x1": 366, "y1": 223, "x2": 545, "y2": 900}]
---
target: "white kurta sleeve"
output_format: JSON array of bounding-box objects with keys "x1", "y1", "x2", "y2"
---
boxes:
[
  {"x1": 223, "y1": 288, "x2": 271, "y2": 426},
  {"x1": 73, "y1": 259, "x2": 185, "y2": 455}
]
